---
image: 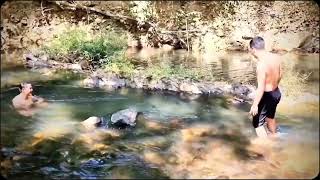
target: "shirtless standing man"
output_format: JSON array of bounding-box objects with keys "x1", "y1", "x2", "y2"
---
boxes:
[
  {"x1": 248, "y1": 37, "x2": 282, "y2": 137},
  {"x1": 12, "y1": 83, "x2": 47, "y2": 116}
]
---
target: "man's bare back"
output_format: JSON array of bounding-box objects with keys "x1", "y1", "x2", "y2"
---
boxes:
[{"x1": 258, "y1": 52, "x2": 282, "y2": 92}]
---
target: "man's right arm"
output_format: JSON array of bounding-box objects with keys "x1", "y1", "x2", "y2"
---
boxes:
[{"x1": 32, "y1": 96, "x2": 48, "y2": 107}]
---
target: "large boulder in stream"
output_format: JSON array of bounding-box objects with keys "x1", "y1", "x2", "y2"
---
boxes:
[
  {"x1": 81, "y1": 116, "x2": 107, "y2": 131},
  {"x1": 111, "y1": 108, "x2": 139, "y2": 128}
]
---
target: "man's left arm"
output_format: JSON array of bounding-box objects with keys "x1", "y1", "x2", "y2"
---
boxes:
[{"x1": 250, "y1": 64, "x2": 266, "y2": 116}]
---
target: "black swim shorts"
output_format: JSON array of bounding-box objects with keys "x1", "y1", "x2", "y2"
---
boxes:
[{"x1": 252, "y1": 87, "x2": 281, "y2": 128}]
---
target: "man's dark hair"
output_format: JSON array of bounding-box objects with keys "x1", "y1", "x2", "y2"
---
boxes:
[{"x1": 249, "y1": 36, "x2": 265, "y2": 50}]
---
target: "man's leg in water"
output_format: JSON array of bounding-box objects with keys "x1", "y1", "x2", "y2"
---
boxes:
[{"x1": 266, "y1": 117, "x2": 277, "y2": 134}]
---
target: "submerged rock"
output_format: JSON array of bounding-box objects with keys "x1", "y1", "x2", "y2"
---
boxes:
[
  {"x1": 180, "y1": 124, "x2": 218, "y2": 142},
  {"x1": 111, "y1": 108, "x2": 139, "y2": 128},
  {"x1": 81, "y1": 116, "x2": 107, "y2": 131}
]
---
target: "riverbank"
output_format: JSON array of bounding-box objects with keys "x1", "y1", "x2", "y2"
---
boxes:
[{"x1": 21, "y1": 51, "x2": 257, "y2": 103}]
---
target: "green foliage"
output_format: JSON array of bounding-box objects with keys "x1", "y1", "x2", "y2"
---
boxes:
[
  {"x1": 172, "y1": 64, "x2": 209, "y2": 81},
  {"x1": 80, "y1": 32, "x2": 126, "y2": 64},
  {"x1": 280, "y1": 61, "x2": 311, "y2": 98},
  {"x1": 104, "y1": 52, "x2": 135, "y2": 79},
  {"x1": 43, "y1": 29, "x2": 88, "y2": 56},
  {"x1": 144, "y1": 63, "x2": 173, "y2": 81},
  {"x1": 43, "y1": 28, "x2": 127, "y2": 66},
  {"x1": 144, "y1": 63, "x2": 211, "y2": 81}
]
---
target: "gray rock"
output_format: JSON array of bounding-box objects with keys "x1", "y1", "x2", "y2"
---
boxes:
[
  {"x1": 111, "y1": 108, "x2": 138, "y2": 127},
  {"x1": 179, "y1": 82, "x2": 202, "y2": 94},
  {"x1": 24, "y1": 53, "x2": 53, "y2": 69},
  {"x1": 163, "y1": 78, "x2": 179, "y2": 92},
  {"x1": 101, "y1": 77, "x2": 126, "y2": 88},
  {"x1": 81, "y1": 116, "x2": 107, "y2": 131},
  {"x1": 25, "y1": 53, "x2": 38, "y2": 62},
  {"x1": 148, "y1": 79, "x2": 166, "y2": 90},
  {"x1": 231, "y1": 83, "x2": 251, "y2": 96},
  {"x1": 83, "y1": 76, "x2": 100, "y2": 88},
  {"x1": 133, "y1": 76, "x2": 147, "y2": 88},
  {"x1": 67, "y1": 63, "x2": 82, "y2": 71}
]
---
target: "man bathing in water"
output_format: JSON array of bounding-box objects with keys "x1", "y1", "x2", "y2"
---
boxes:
[
  {"x1": 248, "y1": 37, "x2": 282, "y2": 137},
  {"x1": 12, "y1": 83, "x2": 48, "y2": 116}
]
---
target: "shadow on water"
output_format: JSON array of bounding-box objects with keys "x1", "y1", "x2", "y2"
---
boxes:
[{"x1": 209, "y1": 131, "x2": 261, "y2": 161}]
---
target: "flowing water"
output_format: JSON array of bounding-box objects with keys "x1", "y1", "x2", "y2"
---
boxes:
[{"x1": 1, "y1": 50, "x2": 319, "y2": 179}]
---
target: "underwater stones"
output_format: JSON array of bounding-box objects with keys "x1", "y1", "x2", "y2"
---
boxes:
[
  {"x1": 143, "y1": 150, "x2": 167, "y2": 166},
  {"x1": 77, "y1": 129, "x2": 120, "y2": 150},
  {"x1": 80, "y1": 158, "x2": 106, "y2": 168},
  {"x1": 111, "y1": 108, "x2": 139, "y2": 127},
  {"x1": 143, "y1": 120, "x2": 168, "y2": 132},
  {"x1": 1, "y1": 159, "x2": 13, "y2": 170},
  {"x1": 169, "y1": 118, "x2": 185, "y2": 129},
  {"x1": 180, "y1": 125, "x2": 218, "y2": 142}
]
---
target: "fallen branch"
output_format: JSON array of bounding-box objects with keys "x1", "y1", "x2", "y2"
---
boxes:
[{"x1": 47, "y1": 1, "x2": 153, "y2": 31}]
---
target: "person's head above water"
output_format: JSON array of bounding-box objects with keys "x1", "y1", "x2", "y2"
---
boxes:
[
  {"x1": 249, "y1": 36, "x2": 265, "y2": 59},
  {"x1": 19, "y1": 82, "x2": 33, "y2": 95}
]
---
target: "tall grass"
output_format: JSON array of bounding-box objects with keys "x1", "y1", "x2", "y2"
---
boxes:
[
  {"x1": 43, "y1": 28, "x2": 127, "y2": 66},
  {"x1": 103, "y1": 52, "x2": 135, "y2": 79},
  {"x1": 144, "y1": 63, "x2": 212, "y2": 81},
  {"x1": 280, "y1": 56, "x2": 311, "y2": 98}
]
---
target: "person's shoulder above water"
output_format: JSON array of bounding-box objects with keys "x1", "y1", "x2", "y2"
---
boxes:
[
  {"x1": 11, "y1": 82, "x2": 48, "y2": 116},
  {"x1": 12, "y1": 93, "x2": 24, "y2": 109}
]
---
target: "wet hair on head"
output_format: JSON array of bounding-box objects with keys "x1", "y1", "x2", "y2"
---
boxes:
[{"x1": 249, "y1": 36, "x2": 265, "y2": 50}]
